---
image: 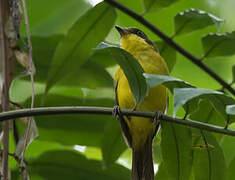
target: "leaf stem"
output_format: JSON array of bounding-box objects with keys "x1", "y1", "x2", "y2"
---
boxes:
[{"x1": 103, "y1": 0, "x2": 235, "y2": 95}]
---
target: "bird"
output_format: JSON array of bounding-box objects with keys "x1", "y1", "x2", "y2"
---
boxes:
[{"x1": 114, "y1": 25, "x2": 169, "y2": 180}]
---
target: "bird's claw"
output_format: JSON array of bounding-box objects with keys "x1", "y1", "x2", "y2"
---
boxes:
[
  {"x1": 152, "y1": 110, "x2": 162, "y2": 125},
  {"x1": 113, "y1": 105, "x2": 122, "y2": 121}
]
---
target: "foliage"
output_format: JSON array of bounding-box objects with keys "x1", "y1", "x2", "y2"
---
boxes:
[{"x1": 4, "y1": 0, "x2": 235, "y2": 179}]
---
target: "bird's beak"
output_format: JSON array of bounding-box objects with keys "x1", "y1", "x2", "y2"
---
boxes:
[{"x1": 115, "y1": 25, "x2": 128, "y2": 36}]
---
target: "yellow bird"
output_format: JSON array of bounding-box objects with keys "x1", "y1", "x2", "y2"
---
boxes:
[{"x1": 114, "y1": 25, "x2": 169, "y2": 180}]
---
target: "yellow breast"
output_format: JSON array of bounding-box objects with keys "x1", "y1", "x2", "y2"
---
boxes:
[{"x1": 115, "y1": 33, "x2": 169, "y2": 149}]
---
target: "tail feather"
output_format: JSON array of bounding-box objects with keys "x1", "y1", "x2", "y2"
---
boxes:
[{"x1": 131, "y1": 137, "x2": 154, "y2": 180}]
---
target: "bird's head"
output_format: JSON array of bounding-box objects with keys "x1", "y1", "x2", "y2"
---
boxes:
[{"x1": 115, "y1": 25, "x2": 157, "y2": 52}]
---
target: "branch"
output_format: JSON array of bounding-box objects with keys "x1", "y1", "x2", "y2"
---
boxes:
[
  {"x1": 103, "y1": 0, "x2": 235, "y2": 95},
  {"x1": 0, "y1": 106, "x2": 234, "y2": 136},
  {"x1": 0, "y1": 0, "x2": 11, "y2": 179}
]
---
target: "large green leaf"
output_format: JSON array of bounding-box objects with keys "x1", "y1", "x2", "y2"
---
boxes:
[
  {"x1": 173, "y1": 88, "x2": 235, "y2": 123},
  {"x1": 201, "y1": 31, "x2": 235, "y2": 58},
  {"x1": 155, "y1": 162, "x2": 172, "y2": 180},
  {"x1": 18, "y1": 94, "x2": 115, "y2": 147},
  {"x1": 228, "y1": 157, "x2": 235, "y2": 180},
  {"x1": 101, "y1": 120, "x2": 126, "y2": 167},
  {"x1": 161, "y1": 122, "x2": 193, "y2": 180},
  {"x1": 220, "y1": 123, "x2": 235, "y2": 166},
  {"x1": 143, "y1": 0, "x2": 179, "y2": 14},
  {"x1": 193, "y1": 132, "x2": 226, "y2": 180},
  {"x1": 144, "y1": 74, "x2": 194, "y2": 93},
  {"x1": 20, "y1": 0, "x2": 91, "y2": 36},
  {"x1": 46, "y1": 2, "x2": 116, "y2": 91},
  {"x1": 155, "y1": 41, "x2": 177, "y2": 73},
  {"x1": 97, "y1": 42, "x2": 148, "y2": 106},
  {"x1": 13, "y1": 150, "x2": 130, "y2": 179},
  {"x1": 174, "y1": 9, "x2": 224, "y2": 36}
]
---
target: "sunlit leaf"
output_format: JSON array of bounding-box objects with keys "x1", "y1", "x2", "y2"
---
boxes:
[
  {"x1": 143, "y1": 0, "x2": 179, "y2": 14},
  {"x1": 46, "y1": 2, "x2": 116, "y2": 91},
  {"x1": 97, "y1": 42, "x2": 148, "y2": 105},
  {"x1": 174, "y1": 9, "x2": 224, "y2": 36},
  {"x1": 201, "y1": 31, "x2": 235, "y2": 58},
  {"x1": 226, "y1": 104, "x2": 235, "y2": 115}
]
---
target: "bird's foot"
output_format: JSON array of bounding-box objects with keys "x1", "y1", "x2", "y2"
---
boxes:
[
  {"x1": 152, "y1": 110, "x2": 162, "y2": 125},
  {"x1": 113, "y1": 105, "x2": 122, "y2": 121}
]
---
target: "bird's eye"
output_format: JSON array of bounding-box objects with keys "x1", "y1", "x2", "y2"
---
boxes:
[{"x1": 136, "y1": 30, "x2": 144, "y2": 37}]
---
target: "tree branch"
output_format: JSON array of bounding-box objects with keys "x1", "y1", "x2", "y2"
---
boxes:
[
  {"x1": 0, "y1": 0, "x2": 11, "y2": 179},
  {"x1": 103, "y1": 0, "x2": 235, "y2": 95},
  {"x1": 0, "y1": 106, "x2": 234, "y2": 136}
]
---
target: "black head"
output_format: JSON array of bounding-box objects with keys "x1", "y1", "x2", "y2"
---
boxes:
[{"x1": 115, "y1": 25, "x2": 158, "y2": 51}]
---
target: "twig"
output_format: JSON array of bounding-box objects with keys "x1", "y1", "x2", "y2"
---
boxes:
[
  {"x1": 103, "y1": 0, "x2": 235, "y2": 95},
  {"x1": 20, "y1": 0, "x2": 35, "y2": 168},
  {"x1": 0, "y1": 106, "x2": 234, "y2": 136},
  {"x1": 0, "y1": 0, "x2": 11, "y2": 179}
]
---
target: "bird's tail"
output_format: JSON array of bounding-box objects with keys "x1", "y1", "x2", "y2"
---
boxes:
[{"x1": 131, "y1": 136, "x2": 154, "y2": 180}]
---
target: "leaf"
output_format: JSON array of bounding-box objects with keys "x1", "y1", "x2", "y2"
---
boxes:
[
  {"x1": 161, "y1": 122, "x2": 193, "y2": 180},
  {"x1": 155, "y1": 162, "x2": 172, "y2": 180},
  {"x1": 232, "y1": 65, "x2": 235, "y2": 83},
  {"x1": 220, "y1": 123, "x2": 235, "y2": 166},
  {"x1": 101, "y1": 120, "x2": 126, "y2": 167},
  {"x1": 21, "y1": 0, "x2": 91, "y2": 36},
  {"x1": 143, "y1": 0, "x2": 179, "y2": 14},
  {"x1": 201, "y1": 31, "x2": 235, "y2": 58},
  {"x1": 174, "y1": 8, "x2": 224, "y2": 36},
  {"x1": 15, "y1": 118, "x2": 39, "y2": 159},
  {"x1": 97, "y1": 42, "x2": 148, "y2": 105},
  {"x1": 144, "y1": 74, "x2": 194, "y2": 93},
  {"x1": 193, "y1": 132, "x2": 226, "y2": 180},
  {"x1": 18, "y1": 94, "x2": 115, "y2": 147},
  {"x1": 228, "y1": 157, "x2": 235, "y2": 180},
  {"x1": 226, "y1": 104, "x2": 235, "y2": 115},
  {"x1": 173, "y1": 88, "x2": 235, "y2": 123},
  {"x1": 13, "y1": 150, "x2": 130, "y2": 179},
  {"x1": 46, "y1": 2, "x2": 116, "y2": 91},
  {"x1": 155, "y1": 41, "x2": 177, "y2": 72}
]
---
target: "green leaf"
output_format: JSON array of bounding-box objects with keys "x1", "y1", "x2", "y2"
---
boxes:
[
  {"x1": 228, "y1": 157, "x2": 235, "y2": 180},
  {"x1": 143, "y1": 0, "x2": 179, "y2": 14},
  {"x1": 220, "y1": 123, "x2": 235, "y2": 166},
  {"x1": 19, "y1": 94, "x2": 115, "y2": 147},
  {"x1": 46, "y1": 2, "x2": 116, "y2": 91},
  {"x1": 174, "y1": 9, "x2": 224, "y2": 36},
  {"x1": 13, "y1": 150, "x2": 130, "y2": 179},
  {"x1": 161, "y1": 123, "x2": 193, "y2": 180},
  {"x1": 144, "y1": 74, "x2": 194, "y2": 93},
  {"x1": 232, "y1": 65, "x2": 235, "y2": 83},
  {"x1": 201, "y1": 31, "x2": 235, "y2": 58},
  {"x1": 155, "y1": 41, "x2": 177, "y2": 72},
  {"x1": 97, "y1": 42, "x2": 148, "y2": 105},
  {"x1": 193, "y1": 132, "x2": 226, "y2": 180},
  {"x1": 173, "y1": 88, "x2": 235, "y2": 123},
  {"x1": 101, "y1": 120, "x2": 126, "y2": 167},
  {"x1": 155, "y1": 162, "x2": 172, "y2": 180},
  {"x1": 20, "y1": 0, "x2": 91, "y2": 36},
  {"x1": 226, "y1": 104, "x2": 235, "y2": 115}
]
